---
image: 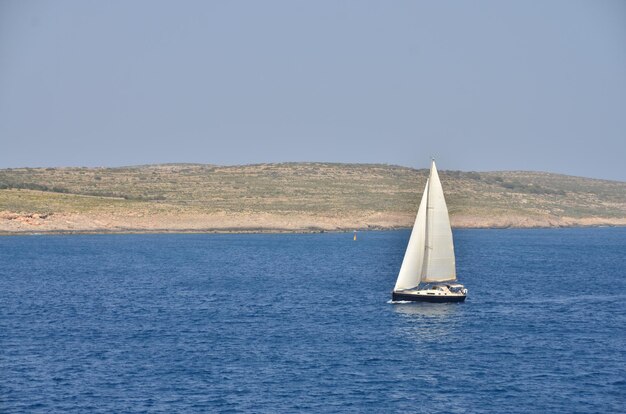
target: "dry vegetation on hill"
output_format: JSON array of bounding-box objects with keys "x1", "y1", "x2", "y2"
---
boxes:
[{"x1": 0, "y1": 163, "x2": 624, "y2": 234}]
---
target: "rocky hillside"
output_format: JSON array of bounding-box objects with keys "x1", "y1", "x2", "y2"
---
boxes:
[{"x1": 0, "y1": 163, "x2": 624, "y2": 234}]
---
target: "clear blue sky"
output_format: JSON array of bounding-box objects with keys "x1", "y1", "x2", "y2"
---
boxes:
[{"x1": 1, "y1": 0, "x2": 625, "y2": 180}]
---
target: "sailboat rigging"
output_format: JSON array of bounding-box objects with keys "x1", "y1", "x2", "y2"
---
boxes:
[{"x1": 392, "y1": 160, "x2": 467, "y2": 302}]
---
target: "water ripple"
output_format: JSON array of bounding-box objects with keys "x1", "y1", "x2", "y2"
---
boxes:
[{"x1": 1, "y1": 228, "x2": 625, "y2": 412}]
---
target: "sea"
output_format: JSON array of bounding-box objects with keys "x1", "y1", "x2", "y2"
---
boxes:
[{"x1": 1, "y1": 228, "x2": 625, "y2": 413}]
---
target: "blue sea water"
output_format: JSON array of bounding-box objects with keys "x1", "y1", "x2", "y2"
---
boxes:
[{"x1": 1, "y1": 228, "x2": 625, "y2": 413}]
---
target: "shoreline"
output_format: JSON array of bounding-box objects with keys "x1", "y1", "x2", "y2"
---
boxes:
[
  {"x1": 2, "y1": 209, "x2": 625, "y2": 237},
  {"x1": 1, "y1": 222, "x2": 624, "y2": 236}
]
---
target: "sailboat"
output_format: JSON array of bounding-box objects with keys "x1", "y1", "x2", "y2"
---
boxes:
[{"x1": 392, "y1": 160, "x2": 467, "y2": 303}]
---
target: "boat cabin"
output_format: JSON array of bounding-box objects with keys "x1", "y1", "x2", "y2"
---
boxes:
[
  {"x1": 419, "y1": 283, "x2": 466, "y2": 296},
  {"x1": 446, "y1": 284, "x2": 466, "y2": 293}
]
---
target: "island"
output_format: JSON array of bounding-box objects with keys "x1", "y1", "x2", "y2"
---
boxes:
[{"x1": 1, "y1": 163, "x2": 624, "y2": 234}]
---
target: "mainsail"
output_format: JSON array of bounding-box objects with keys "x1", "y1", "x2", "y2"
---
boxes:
[
  {"x1": 394, "y1": 160, "x2": 456, "y2": 291},
  {"x1": 421, "y1": 161, "x2": 456, "y2": 282}
]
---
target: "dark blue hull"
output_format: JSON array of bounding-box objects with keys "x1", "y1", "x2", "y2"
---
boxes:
[{"x1": 392, "y1": 291, "x2": 466, "y2": 303}]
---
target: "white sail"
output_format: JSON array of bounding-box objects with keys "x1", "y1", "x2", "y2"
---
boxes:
[
  {"x1": 421, "y1": 161, "x2": 456, "y2": 282},
  {"x1": 394, "y1": 179, "x2": 428, "y2": 290},
  {"x1": 393, "y1": 160, "x2": 456, "y2": 292}
]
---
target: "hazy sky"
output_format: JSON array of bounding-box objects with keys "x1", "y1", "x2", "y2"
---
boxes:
[{"x1": 1, "y1": 1, "x2": 625, "y2": 180}]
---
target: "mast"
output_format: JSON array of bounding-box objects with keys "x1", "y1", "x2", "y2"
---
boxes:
[{"x1": 420, "y1": 160, "x2": 432, "y2": 281}]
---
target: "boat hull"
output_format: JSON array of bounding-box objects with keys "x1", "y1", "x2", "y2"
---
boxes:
[{"x1": 392, "y1": 291, "x2": 466, "y2": 303}]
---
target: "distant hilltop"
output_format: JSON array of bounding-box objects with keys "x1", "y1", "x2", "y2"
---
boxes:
[{"x1": 0, "y1": 163, "x2": 625, "y2": 234}]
